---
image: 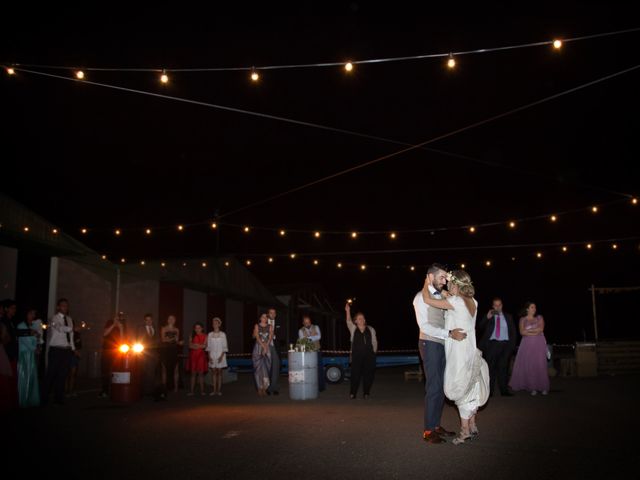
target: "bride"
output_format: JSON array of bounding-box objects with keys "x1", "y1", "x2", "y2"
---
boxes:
[{"x1": 422, "y1": 269, "x2": 490, "y2": 444}]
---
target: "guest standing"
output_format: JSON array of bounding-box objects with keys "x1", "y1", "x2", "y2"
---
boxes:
[
  {"x1": 345, "y1": 302, "x2": 378, "y2": 399},
  {"x1": 206, "y1": 317, "x2": 228, "y2": 396},
  {"x1": 42, "y1": 299, "x2": 75, "y2": 406},
  {"x1": 252, "y1": 314, "x2": 273, "y2": 396},
  {"x1": 187, "y1": 322, "x2": 207, "y2": 396},
  {"x1": 266, "y1": 308, "x2": 280, "y2": 396},
  {"x1": 509, "y1": 302, "x2": 550, "y2": 395},
  {"x1": 99, "y1": 312, "x2": 125, "y2": 398},
  {"x1": 298, "y1": 314, "x2": 325, "y2": 392},
  {"x1": 160, "y1": 315, "x2": 183, "y2": 393},
  {"x1": 17, "y1": 308, "x2": 40, "y2": 407},
  {"x1": 136, "y1": 314, "x2": 161, "y2": 398}
]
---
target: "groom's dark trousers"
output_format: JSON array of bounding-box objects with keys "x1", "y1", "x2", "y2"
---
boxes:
[{"x1": 419, "y1": 339, "x2": 446, "y2": 431}]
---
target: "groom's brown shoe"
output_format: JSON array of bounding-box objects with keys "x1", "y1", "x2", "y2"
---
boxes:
[
  {"x1": 435, "y1": 426, "x2": 455, "y2": 437},
  {"x1": 423, "y1": 431, "x2": 446, "y2": 444}
]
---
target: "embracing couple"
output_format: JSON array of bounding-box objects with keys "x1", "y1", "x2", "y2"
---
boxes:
[{"x1": 413, "y1": 263, "x2": 490, "y2": 445}]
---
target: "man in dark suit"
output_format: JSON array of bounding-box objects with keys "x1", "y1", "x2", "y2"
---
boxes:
[
  {"x1": 478, "y1": 297, "x2": 516, "y2": 397},
  {"x1": 136, "y1": 313, "x2": 161, "y2": 399}
]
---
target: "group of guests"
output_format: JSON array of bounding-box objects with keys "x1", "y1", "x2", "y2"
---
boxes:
[{"x1": 414, "y1": 263, "x2": 550, "y2": 446}]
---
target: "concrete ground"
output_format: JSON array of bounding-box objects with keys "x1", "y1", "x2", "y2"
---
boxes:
[{"x1": 7, "y1": 368, "x2": 639, "y2": 480}]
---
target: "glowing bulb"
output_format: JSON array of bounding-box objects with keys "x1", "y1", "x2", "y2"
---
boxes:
[
  {"x1": 132, "y1": 343, "x2": 144, "y2": 353},
  {"x1": 246, "y1": 259, "x2": 252, "y2": 266},
  {"x1": 211, "y1": 222, "x2": 218, "y2": 229},
  {"x1": 121, "y1": 258, "x2": 126, "y2": 263},
  {"x1": 177, "y1": 225, "x2": 184, "y2": 231},
  {"x1": 632, "y1": 198, "x2": 638, "y2": 205},
  {"x1": 485, "y1": 260, "x2": 492, "y2": 267},
  {"x1": 469, "y1": 227, "x2": 476, "y2": 233},
  {"x1": 81, "y1": 228, "x2": 88, "y2": 234},
  {"x1": 7, "y1": 67, "x2": 15, "y2": 75},
  {"x1": 101, "y1": 255, "x2": 107, "y2": 260},
  {"x1": 553, "y1": 39, "x2": 563, "y2": 49},
  {"x1": 314, "y1": 231, "x2": 321, "y2": 238},
  {"x1": 290, "y1": 253, "x2": 296, "y2": 259},
  {"x1": 351, "y1": 232, "x2": 358, "y2": 239},
  {"x1": 268, "y1": 257, "x2": 274, "y2": 263},
  {"x1": 536, "y1": 252, "x2": 542, "y2": 258},
  {"x1": 75, "y1": 70, "x2": 85, "y2": 79},
  {"x1": 591, "y1": 206, "x2": 598, "y2": 213},
  {"x1": 390, "y1": 232, "x2": 397, "y2": 239},
  {"x1": 586, "y1": 243, "x2": 592, "y2": 250},
  {"x1": 279, "y1": 230, "x2": 286, "y2": 236},
  {"x1": 509, "y1": 221, "x2": 516, "y2": 229},
  {"x1": 550, "y1": 215, "x2": 557, "y2": 222},
  {"x1": 182, "y1": 262, "x2": 187, "y2": 267},
  {"x1": 224, "y1": 261, "x2": 230, "y2": 267},
  {"x1": 52, "y1": 228, "x2": 59, "y2": 234},
  {"x1": 160, "y1": 71, "x2": 169, "y2": 84},
  {"x1": 344, "y1": 62, "x2": 354, "y2": 72},
  {"x1": 313, "y1": 259, "x2": 319, "y2": 266},
  {"x1": 145, "y1": 228, "x2": 152, "y2": 235},
  {"x1": 562, "y1": 246, "x2": 568, "y2": 252},
  {"x1": 250, "y1": 69, "x2": 259, "y2": 82},
  {"x1": 115, "y1": 229, "x2": 121, "y2": 236},
  {"x1": 612, "y1": 244, "x2": 618, "y2": 250},
  {"x1": 460, "y1": 263, "x2": 466, "y2": 269},
  {"x1": 410, "y1": 266, "x2": 415, "y2": 271},
  {"x1": 202, "y1": 262, "x2": 207, "y2": 267},
  {"x1": 23, "y1": 226, "x2": 29, "y2": 232},
  {"x1": 161, "y1": 262, "x2": 166, "y2": 267},
  {"x1": 337, "y1": 262, "x2": 343, "y2": 269},
  {"x1": 140, "y1": 261, "x2": 146, "y2": 266},
  {"x1": 119, "y1": 344, "x2": 130, "y2": 353},
  {"x1": 447, "y1": 55, "x2": 456, "y2": 69},
  {"x1": 244, "y1": 226, "x2": 250, "y2": 233},
  {"x1": 360, "y1": 264, "x2": 367, "y2": 271},
  {"x1": 511, "y1": 257, "x2": 516, "y2": 261}
]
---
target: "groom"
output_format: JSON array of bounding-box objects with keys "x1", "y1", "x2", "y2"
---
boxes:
[{"x1": 413, "y1": 263, "x2": 467, "y2": 444}]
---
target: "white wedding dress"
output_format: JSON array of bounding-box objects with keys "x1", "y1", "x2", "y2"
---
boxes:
[{"x1": 443, "y1": 295, "x2": 490, "y2": 419}]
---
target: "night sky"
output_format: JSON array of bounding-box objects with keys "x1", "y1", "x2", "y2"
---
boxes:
[{"x1": 2, "y1": 4, "x2": 639, "y2": 348}]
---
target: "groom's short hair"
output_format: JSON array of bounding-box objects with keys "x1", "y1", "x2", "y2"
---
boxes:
[{"x1": 427, "y1": 263, "x2": 447, "y2": 275}]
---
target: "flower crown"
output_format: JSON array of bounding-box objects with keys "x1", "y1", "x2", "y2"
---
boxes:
[{"x1": 446, "y1": 271, "x2": 473, "y2": 287}]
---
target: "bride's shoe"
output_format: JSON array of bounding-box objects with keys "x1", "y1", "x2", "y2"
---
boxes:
[
  {"x1": 452, "y1": 430, "x2": 473, "y2": 445},
  {"x1": 469, "y1": 425, "x2": 479, "y2": 437}
]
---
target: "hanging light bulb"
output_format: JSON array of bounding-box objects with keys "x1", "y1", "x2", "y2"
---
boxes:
[
  {"x1": 360, "y1": 264, "x2": 367, "y2": 271},
  {"x1": 612, "y1": 244, "x2": 618, "y2": 250},
  {"x1": 243, "y1": 226, "x2": 250, "y2": 233},
  {"x1": 6, "y1": 67, "x2": 15, "y2": 75},
  {"x1": 351, "y1": 232, "x2": 358, "y2": 239},
  {"x1": 52, "y1": 228, "x2": 59, "y2": 235},
  {"x1": 344, "y1": 62, "x2": 354, "y2": 72},
  {"x1": 562, "y1": 246, "x2": 568, "y2": 252},
  {"x1": 536, "y1": 252, "x2": 543, "y2": 258},
  {"x1": 410, "y1": 266, "x2": 415, "y2": 271},
  {"x1": 279, "y1": 229, "x2": 286, "y2": 236},
  {"x1": 246, "y1": 259, "x2": 252, "y2": 266},
  {"x1": 140, "y1": 260, "x2": 146, "y2": 266},
  {"x1": 23, "y1": 226, "x2": 30, "y2": 233},
  {"x1": 508, "y1": 221, "x2": 516, "y2": 229},
  {"x1": 550, "y1": 215, "x2": 558, "y2": 222},
  {"x1": 290, "y1": 253, "x2": 296, "y2": 259},
  {"x1": 553, "y1": 39, "x2": 563, "y2": 49},
  {"x1": 314, "y1": 231, "x2": 321, "y2": 238},
  {"x1": 81, "y1": 228, "x2": 88, "y2": 234},
  {"x1": 161, "y1": 262, "x2": 166, "y2": 267},
  {"x1": 389, "y1": 232, "x2": 397, "y2": 239},
  {"x1": 268, "y1": 257, "x2": 274, "y2": 263},
  {"x1": 211, "y1": 222, "x2": 218, "y2": 229},
  {"x1": 337, "y1": 262, "x2": 343, "y2": 269},
  {"x1": 145, "y1": 228, "x2": 152, "y2": 235},
  {"x1": 101, "y1": 255, "x2": 107, "y2": 260},
  {"x1": 160, "y1": 70, "x2": 169, "y2": 84},
  {"x1": 121, "y1": 258, "x2": 126, "y2": 263},
  {"x1": 75, "y1": 70, "x2": 85, "y2": 80},
  {"x1": 469, "y1": 226, "x2": 476, "y2": 233},
  {"x1": 632, "y1": 198, "x2": 638, "y2": 205},
  {"x1": 485, "y1": 260, "x2": 492, "y2": 267},
  {"x1": 447, "y1": 54, "x2": 456, "y2": 69},
  {"x1": 202, "y1": 262, "x2": 207, "y2": 267},
  {"x1": 177, "y1": 225, "x2": 184, "y2": 231},
  {"x1": 114, "y1": 229, "x2": 121, "y2": 236},
  {"x1": 460, "y1": 263, "x2": 466, "y2": 269},
  {"x1": 250, "y1": 68, "x2": 259, "y2": 82},
  {"x1": 313, "y1": 259, "x2": 319, "y2": 266},
  {"x1": 591, "y1": 206, "x2": 599, "y2": 213},
  {"x1": 586, "y1": 243, "x2": 593, "y2": 250},
  {"x1": 224, "y1": 261, "x2": 230, "y2": 267}
]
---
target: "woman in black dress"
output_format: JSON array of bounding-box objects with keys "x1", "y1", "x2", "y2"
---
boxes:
[
  {"x1": 160, "y1": 315, "x2": 183, "y2": 393},
  {"x1": 345, "y1": 302, "x2": 378, "y2": 399}
]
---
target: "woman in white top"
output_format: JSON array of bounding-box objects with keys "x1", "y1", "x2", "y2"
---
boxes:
[
  {"x1": 206, "y1": 317, "x2": 228, "y2": 396},
  {"x1": 423, "y1": 270, "x2": 490, "y2": 445}
]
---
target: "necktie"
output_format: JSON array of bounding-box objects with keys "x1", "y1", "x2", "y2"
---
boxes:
[
  {"x1": 147, "y1": 325, "x2": 153, "y2": 337},
  {"x1": 495, "y1": 314, "x2": 501, "y2": 338},
  {"x1": 64, "y1": 315, "x2": 71, "y2": 345}
]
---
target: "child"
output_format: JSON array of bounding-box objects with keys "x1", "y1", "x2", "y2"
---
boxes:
[
  {"x1": 206, "y1": 317, "x2": 228, "y2": 396},
  {"x1": 187, "y1": 322, "x2": 207, "y2": 396}
]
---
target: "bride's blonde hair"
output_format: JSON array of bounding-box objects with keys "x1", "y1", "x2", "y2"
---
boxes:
[{"x1": 450, "y1": 269, "x2": 475, "y2": 298}]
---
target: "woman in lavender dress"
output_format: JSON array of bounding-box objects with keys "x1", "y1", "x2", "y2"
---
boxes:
[
  {"x1": 509, "y1": 302, "x2": 550, "y2": 395},
  {"x1": 252, "y1": 314, "x2": 273, "y2": 396}
]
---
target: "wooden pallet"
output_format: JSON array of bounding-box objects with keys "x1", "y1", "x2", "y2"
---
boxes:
[{"x1": 404, "y1": 369, "x2": 424, "y2": 381}]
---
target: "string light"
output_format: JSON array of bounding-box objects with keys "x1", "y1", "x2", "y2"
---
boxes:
[
  {"x1": 250, "y1": 68, "x2": 259, "y2": 82},
  {"x1": 469, "y1": 227, "x2": 476, "y2": 233},
  {"x1": 460, "y1": 263, "x2": 466, "y2": 269},
  {"x1": 161, "y1": 262, "x2": 166, "y2": 267},
  {"x1": 586, "y1": 243, "x2": 593, "y2": 249},
  {"x1": 562, "y1": 246, "x2": 568, "y2": 252},
  {"x1": 536, "y1": 252, "x2": 543, "y2": 258},
  {"x1": 447, "y1": 54, "x2": 456, "y2": 69},
  {"x1": 485, "y1": 260, "x2": 492, "y2": 267},
  {"x1": 550, "y1": 215, "x2": 558, "y2": 222},
  {"x1": 612, "y1": 244, "x2": 618, "y2": 250},
  {"x1": 75, "y1": 70, "x2": 85, "y2": 80},
  {"x1": 351, "y1": 232, "x2": 358, "y2": 239},
  {"x1": 145, "y1": 228, "x2": 152, "y2": 235},
  {"x1": 160, "y1": 70, "x2": 169, "y2": 84},
  {"x1": 246, "y1": 259, "x2": 252, "y2": 266},
  {"x1": 632, "y1": 198, "x2": 638, "y2": 205},
  {"x1": 177, "y1": 225, "x2": 184, "y2": 231},
  {"x1": 101, "y1": 255, "x2": 107, "y2": 260},
  {"x1": 360, "y1": 264, "x2": 367, "y2": 271},
  {"x1": 389, "y1": 232, "x2": 397, "y2": 239},
  {"x1": 140, "y1": 260, "x2": 146, "y2": 266},
  {"x1": 313, "y1": 259, "x2": 319, "y2": 266},
  {"x1": 52, "y1": 228, "x2": 58, "y2": 234},
  {"x1": 344, "y1": 62, "x2": 354, "y2": 72},
  {"x1": 81, "y1": 228, "x2": 88, "y2": 234},
  {"x1": 211, "y1": 222, "x2": 218, "y2": 229},
  {"x1": 509, "y1": 221, "x2": 516, "y2": 229},
  {"x1": 115, "y1": 229, "x2": 121, "y2": 236},
  {"x1": 337, "y1": 262, "x2": 343, "y2": 269},
  {"x1": 290, "y1": 253, "x2": 297, "y2": 259},
  {"x1": 511, "y1": 257, "x2": 516, "y2": 261},
  {"x1": 182, "y1": 262, "x2": 187, "y2": 267},
  {"x1": 7, "y1": 67, "x2": 15, "y2": 75},
  {"x1": 591, "y1": 206, "x2": 599, "y2": 213},
  {"x1": 121, "y1": 258, "x2": 126, "y2": 263},
  {"x1": 553, "y1": 39, "x2": 563, "y2": 49},
  {"x1": 202, "y1": 262, "x2": 207, "y2": 267},
  {"x1": 410, "y1": 266, "x2": 415, "y2": 271},
  {"x1": 224, "y1": 261, "x2": 230, "y2": 267},
  {"x1": 279, "y1": 229, "x2": 286, "y2": 236},
  {"x1": 314, "y1": 231, "x2": 321, "y2": 238},
  {"x1": 244, "y1": 226, "x2": 250, "y2": 233},
  {"x1": 268, "y1": 257, "x2": 274, "y2": 263},
  {"x1": 23, "y1": 226, "x2": 30, "y2": 233}
]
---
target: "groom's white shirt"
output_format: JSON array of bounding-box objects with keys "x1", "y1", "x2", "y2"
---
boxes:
[{"x1": 413, "y1": 286, "x2": 449, "y2": 341}]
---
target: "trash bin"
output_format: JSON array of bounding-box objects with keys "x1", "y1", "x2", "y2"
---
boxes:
[
  {"x1": 288, "y1": 351, "x2": 318, "y2": 400},
  {"x1": 575, "y1": 342, "x2": 598, "y2": 377},
  {"x1": 111, "y1": 343, "x2": 144, "y2": 403}
]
